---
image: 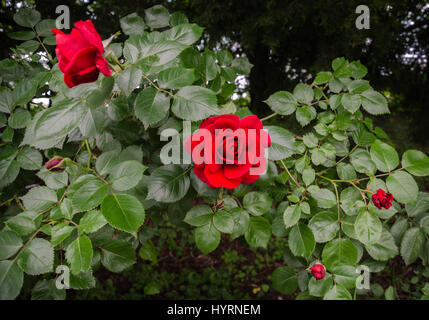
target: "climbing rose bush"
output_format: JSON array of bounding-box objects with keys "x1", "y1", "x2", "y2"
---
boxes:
[{"x1": 1, "y1": 6, "x2": 429, "y2": 300}]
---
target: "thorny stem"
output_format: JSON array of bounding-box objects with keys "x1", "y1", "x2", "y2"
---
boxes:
[
  {"x1": 32, "y1": 27, "x2": 54, "y2": 63},
  {"x1": 280, "y1": 159, "x2": 301, "y2": 188},
  {"x1": 261, "y1": 113, "x2": 278, "y2": 122}
]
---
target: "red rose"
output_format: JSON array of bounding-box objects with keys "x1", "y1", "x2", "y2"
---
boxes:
[
  {"x1": 45, "y1": 156, "x2": 65, "y2": 172},
  {"x1": 371, "y1": 189, "x2": 393, "y2": 210},
  {"x1": 309, "y1": 263, "x2": 326, "y2": 280},
  {"x1": 51, "y1": 20, "x2": 111, "y2": 88},
  {"x1": 185, "y1": 115, "x2": 271, "y2": 189}
]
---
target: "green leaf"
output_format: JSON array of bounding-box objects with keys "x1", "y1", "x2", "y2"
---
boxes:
[
  {"x1": 69, "y1": 271, "x2": 96, "y2": 290},
  {"x1": 271, "y1": 266, "x2": 298, "y2": 294},
  {"x1": 361, "y1": 89, "x2": 389, "y2": 115},
  {"x1": 5, "y1": 211, "x2": 40, "y2": 236},
  {"x1": 264, "y1": 125, "x2": 295, "y2": 160},
  {"x1": 8, "y1": 30, "x2": 36, "y2": 40},
  {"x1": 35, "y1": 19, "x2": 56, "y2": 37},
  {"x1": 134, "y1": 87, "x2": 170, "y2": 129},
  {"x1": 308, "y1": 211, "x2": 339, "y2": 243},
  {"x1": 145, "y1": 5, "x2": 170, "y2": 29},
  {"x1": 171, "y1": 86, "x2": 218, "y2": 121},
  {"x1": 163, "y1": 23, "x2": 204, "y2": 46},
  {"x1": 78, "y1": 210, "x2": 107, "y2": 234},
  {"x1": 400, "y1": 227, "x2": 425, "y2": 265},
  {"x1": 323, "y1": 284, "x2": 352, "y2": 300},
  {"x1": 302, "y1": 167, "x2": 315, "y2": 186},
  {"x1": 293, "y1": 84, "x2": 313, "y2": 104},
  {"x1": 330, "y1": 263, "x2": 358, "y2": 289},
  {"x1": 308, "y1": 274, "x2": 333, "y2": 297},
  {"x1": 385, "y1": 285, "x2": 396, "y2": 300},
  {"x1": 349, "y1": 61, "x2": 368, "y2": 79},
  {"x1": 322, "y1": 239, "x2": 358, "y2": 269},
  {"x1": 243, "y1": 191, "x2": 272, "y2": 216},
  {"x1": 147, "y1": 164, "x2": 190, "y2": 203},
  {"x1": 17, "y1": 238, "x2": 53, "y2": 275},
  {"x1": 96, "y1": 150, "x2": 121, "y2": 175},
  {"x1": 21, "y1": 186, "x2": 57, "y2": 211},
  {"x1": 50, "y1": 222, "x2": 74, "y2": 246},
  {"x1": 386, "y1": 171, "x2": 418, "y2": 204},
  {"x1": 139, "y1": 240, "x2": 157, "y2": 264},
  {"x1": 264, "y1": 91, "x2": 297, "y2": 116},
  {"x1": 101, "y1": 194, "x2": 145, "y2": 233},
  {"x1": 283, "y1": 205, "x2": 301, "y2": 228},
  {"x1": 31, "y1": 279, "x2": 66, "y2": 300},
  {"x1": 16, "y1": 147, "x2": 42, "y2": 170},
  {"x1": 314, "y1": 71, "x2": 332, "y2": 85},
  {"x1": 13, "y1": 79, "x2": 37, "y2": 106},
  {"x1": 195, "y1": 221, "x2": 220, "y2": 254},
  {"x1": 22, "y1": 98, "x2": 86, "y2": 149},
  {"x1": 0, "y1": 159, "x2": 20, "y2": 188},
  {"x1": 337, "y1": 163, "x2": 356, "y2": 180},
  {"x1": 65, "y1": 236, "x2": 93, "y2": 275},
  {"x1": 296, "y1": 106, "x2": 316, "y2": 127},
  {"x1": 8, "y1": 108, "x2": 31, "y2": 129},
  {"x1": 364, "y1": 228, "x2": 398, "y2": 261},
  {"x1": 0, "y1": 231, "x2": 22, "y2": 260},
  {"x1": 213, "y1": 210, "x2": 235, "y2": 234},
  {"x1": 354, "y1": 209, "x2": 382, "y2": 245},
  {"x1": 14, "y1": 8, "x2": 41, "y2": 28},
  {"x1": 116, "y1": 67, "x2": 142, "y2": 96},
  {"x1": 402, "y1": 149, "x2": 429, "y2": 176},
  {"x1": 72, "y1": 178, "x2": 109, "y2": 211},
  {"x1": 311, "y1": 188, "x2": 336, "y2": 209},
  {"x1": 184, "y1": 205, "x2": 213, "y2": 226},
  {"x1": 245, "y1": 216, "x2": 271, "y2": 248},
  {"x1": 341, "y1": 93, "x2": 361, "y2": 113},
  {"x1": 120, "y1": 13, "x2": 145, "y2": 35},
  {"x1": 406, "y1": 192, "x2": 429, "y2": 217},
  {"x1": 158, "y1": 67, "x2": 197, "y2": 89},
  {"x1": 370, "y1": 139, "x2": 399, "y2": 173},
  {"x1": 100, "y1": 240, "x2": 136, "y2": 272},
  {"x1": 231, "y1": 57, "x2": 253, "y2": 75},
  {"x1": 288, "y1": 223, "x2": 315, "y2": 258},
  {"x1": 0, "y1": 261, "x2": 23, "y2": 300},
  {"x1": 0, "y1": 87, "x2": 13, "y2": 113},
  {"x1": 350, "y1": 149, "x2": 376, "y2": 176},
  {"x1": 230, "y1": 208, "x2": 250, "y2": 240},
  {"x1": 109, "y1": 160, "x2": 146, "y2": 191}
]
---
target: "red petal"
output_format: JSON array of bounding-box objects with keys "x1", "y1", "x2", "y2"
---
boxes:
[
  {"x1": 224, "y1": 164, "x2": 251, "y2": 179},
  {"x1": 64, "y1": 47, "x2": 98, "y2": 74},
  {"x1": 204, "y1": 166, "x2": 241, "y2": 189},
  {"x1": 74, "y1": 20, "x2": 104, "y2": 53},
  {"x1": 239, "y1": 115, "x2": 263, "y2": 130},
  {"x1": 95, "y1": 53, "x2": 111, "y2": 76},
  {"x1": 64, "y1": 67, "x2": 99, "y2": 88},
  {"x1": 53, "y1": 28, "x2": 90, "y2": 61}
]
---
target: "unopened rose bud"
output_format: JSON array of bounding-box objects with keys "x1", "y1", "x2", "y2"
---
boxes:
[
  {"x1": 371, "y1": 189, "x2": 394, "y2": 210},
  {"x1": 309, "y1": 263, "x2": 326, "y2": 280},
  {"x1": 45, "y1": 156, "x2": 66, "y2": 172}
]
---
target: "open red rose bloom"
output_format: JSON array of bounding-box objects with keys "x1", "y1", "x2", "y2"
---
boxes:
[
  {"x1": 185, "y1": 115, "x2": 271, "y2": 189},
  {"x1": 52, "y1": 20, "x2": 111, "y2": 88},
  {"x1": 310, "y1": 264, "x2": 326, "y2": 280},
  {"x1": 371, "y1": 188, "x2": 394, "y2": 210}
]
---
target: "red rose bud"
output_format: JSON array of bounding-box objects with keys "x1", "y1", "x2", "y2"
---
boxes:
[
  {"x1": 51, "y1": 20, "x2": 111, "y2": 88},
  {"x1": 309, "y1": 264, "x2": 326, "y2": 280},
  {"x1": 371, "y1": 189, "x2": 393, "y2": 210},
  {"x1": 215, "y1": 200, "x2": 224, "y2": 210},
  {"x1": 45, "y1": 156, "x2": 66, "y2": 172}
]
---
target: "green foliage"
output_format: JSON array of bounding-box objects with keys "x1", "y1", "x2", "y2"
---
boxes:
[{"x1": 1, "y1": 7, "x2": 429, "y2": 301}]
